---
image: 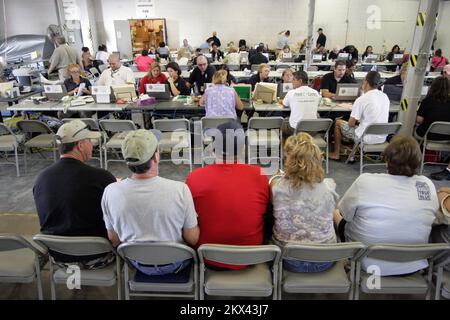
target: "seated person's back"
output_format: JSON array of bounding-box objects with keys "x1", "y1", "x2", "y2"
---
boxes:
[
  {"x1": 102, "y1": 130, "x2": 199, "y2": 276},
  {"x1": 337, "y1": 136, "x2": 438, "y2": 276},
  {"x1": 33, "y1": 120, "x2": 116, "y2": 261},
  {"x1": 416, "y1": 76, "x2": 450, "y2": 140},
  {"x1": 201, "y1": 70, "x2": 243, "y2": 118},
  {"x1": 186, "y1": 121, "x2": 270, "y2": 269}
]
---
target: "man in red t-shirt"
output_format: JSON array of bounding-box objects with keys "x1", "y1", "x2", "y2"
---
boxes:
[{"x1": 186, "y1": 121, "x2": 270, "y2": 269}]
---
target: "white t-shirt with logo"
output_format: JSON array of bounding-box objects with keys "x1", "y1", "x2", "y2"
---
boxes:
[
  {"x1": 97, "y1": 65, "x2": 135, "y2": 87},
  {"x1": 350, "y1": 89, "x2": 390, "y2": 144},
  {"x1": 338, "y1": 173, "x2": 438, "y2": 276},
  {"x1": 283, "y1": 85, "x2": 321, "y2": 129}
]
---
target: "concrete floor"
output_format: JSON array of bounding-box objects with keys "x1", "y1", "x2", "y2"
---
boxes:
[
  {"x1": 1, "y1": 100, "x2": 447, "y2": 299},
  {"x1": 0, "y1": 151, "x2": 446, "y2": 300}
]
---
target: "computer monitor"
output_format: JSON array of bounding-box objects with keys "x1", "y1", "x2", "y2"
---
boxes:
[
  {"x1": 204, "y1": 53, "x2": 212, "y2": 59},
  {"x1": 233, "y1": 84, "x2": 252, "y2": 101},
  {"x1": 262, "y1": 53, "x2": 269, "y2": 60},
  {"x1": 253, "y1": 82, "x2": 278, "y2": 103},
  {"x1": 282, "y1": 52, "x2": 292, "y2": 59},
  {"x1": 336, "y1": 53, "x2": 350, "y2": 61},
  {"x1": 112, "y1": 84, "x2": 137, "y2": 102},
  {"x1": 16, "y1": 76, "x2": 32, "y2": 87},
  {"x1": 239, "y1": 52, "x2": 249, "y2": 63},
  {"x1": 149, "y1": 54, "x2": 157, "y2": 59},
  {"x1": 277, "y1": 82, "x2": 294, "y2": 99},
  {"x1": 333, "y1": 83, "x2": 360, "y2": 101},
  {"x1": 43, "y1": 84, "x2": 68, "y2": 101},
  {"x1": 145, "y1": 83, "x2": 171, "y2": 100}
]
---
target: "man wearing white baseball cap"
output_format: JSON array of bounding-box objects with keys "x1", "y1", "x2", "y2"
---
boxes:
[
  {"x1": 101, "y1": 129, "x2": 199, "y2": 276},
  {"x1": 34, "y1": 119, "x2": 117, "y2": 267}
]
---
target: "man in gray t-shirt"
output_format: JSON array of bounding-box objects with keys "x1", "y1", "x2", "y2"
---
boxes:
[
  {"x1": 48, "y1": 36, "x2": 82, "y2": 80},
  {"x1": 101, "y1": 129, "x2": 199, "y2": 276}
]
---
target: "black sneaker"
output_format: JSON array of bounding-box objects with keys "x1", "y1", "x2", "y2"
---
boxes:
[{"x1": 430, "y1": 169, "x2": 450, "y2": 181}]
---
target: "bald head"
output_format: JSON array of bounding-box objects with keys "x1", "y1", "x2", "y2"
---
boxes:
[
  {"x1": 197, "y1": 55, "x2": 208, "y2": 72},
  {"x1": 108, "y1": 54, "x2": 121, "y2": 71}
]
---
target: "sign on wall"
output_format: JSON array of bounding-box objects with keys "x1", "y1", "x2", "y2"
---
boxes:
[
  {"x1": 62, "y1": 0, "x2": 80, "y2": 21},
  {"x1": 136, "y1": 0, "x2": 155, "y2": 18}
]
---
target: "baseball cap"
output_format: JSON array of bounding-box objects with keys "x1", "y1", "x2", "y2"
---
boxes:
[
  {"x1": 121, "y1": 129, "x2": 162, "y2": 166},
  {"x1": 55, "y1": 119, "x2": 98, "y2": 144}
]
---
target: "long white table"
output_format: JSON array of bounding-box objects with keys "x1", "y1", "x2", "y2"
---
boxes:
[
  {"x1": 253, "y1": 101, "x2": 401, "y2": 113},
  {"x1": 7, "y1": 100, "x2": 127, "y2": 112}
]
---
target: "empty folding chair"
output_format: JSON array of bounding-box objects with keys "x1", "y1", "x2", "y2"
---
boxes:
[
  {"x1": 99, "y1": 120, "x2": 136, "y2": 169},
  {"x1": 153, "y1": 119, "x2": 192, "y2": 172},
  {"x1": 419, "y1": 121, "x2": 450, "y2": 174},
  {"x1": 198, "y1": 244, "x2": 281, "y2": 300},
  {"x1": 279, "y1": 242, "x2": 366, "y2": 300},
  {"x1": 0, "y1": 233, "x2": 47, "y2": 300},
  {"x1": 295, "y1": 119, "x2": 333, "y2": 174},
  {"x1": 61, "y1": 118, "x2": 103, "y2": 168},
  {"x1": 0, "y1": 123, "x2": 24, "y2": 176},
  {"x1": 347, "y1": 122, "x2": 402, "y2": 174},
  {"x1": 117, "y1": 242, "x2": 198, "y2": 300},
  {"x1": 354, "y1": 243, "x2": 450, "y2": 300},
  {"x1": 17, "y1": 120, "x2": 57, "y2": 171},
  {"x1": 200, "y1": 117, "x2": 236, "y2": 166},
  {"x1": 434, "y1": 255, "x2": 450, "y2": 300},
  {"x1": 33, "y1": 234, "x2": 121, "y2": 300},
  {"x1": 247, "y1": 117, "x2": 283, "y2": 170}
]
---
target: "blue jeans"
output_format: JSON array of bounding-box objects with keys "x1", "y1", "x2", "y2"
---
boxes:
[
  {"x1": 284, "y1": 260, "x2": 335, "y2": 273},
  {"x1": 131, "y1": 259, "x2": 191, "y2": 276}
]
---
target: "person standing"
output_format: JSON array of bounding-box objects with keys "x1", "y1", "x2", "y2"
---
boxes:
[{"x1": 48, "y1": 36, "x2": 82, "y2": 80}]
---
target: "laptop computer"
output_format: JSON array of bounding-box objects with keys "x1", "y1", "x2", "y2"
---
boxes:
[
  {"x1": 364, "y1": 54, "x2": 379, "y2": 63},
  {"x1": 145, "y1": 83, "x2": 171, "y2": 100},
  {"x1": 233, "y1": 84, "x2": 252, "y2": 101},
  {"x1": 333, "y1": 83, "x2": 360, "y2": 101},
  {"x1": 281, "y1": 57, "x2": 295, "y2": 63},
  {"x1": 277, "y1": 82, "x2": 294, "y2": 99},
  {"x1": 336, "y1": 53, "x2": 350, "y2": 61},
  {"x1": 312, "y1": 54, "x2": 323, "y2": 63},
  {"x1": 44, "y1": 84, "x2": 67, "y2": 101}
]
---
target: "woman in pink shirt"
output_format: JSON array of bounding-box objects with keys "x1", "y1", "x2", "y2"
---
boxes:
[
  {"x1": 431, "y1": 49, "x2": 449, "y2": 72},
  {"x1": 135, "y1": 50, "x2": 154, "y2": 72}
]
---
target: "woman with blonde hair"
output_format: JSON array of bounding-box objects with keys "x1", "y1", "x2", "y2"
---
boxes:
[
  {"x1": 199, "y1": 70, "x2": 244, "y2": 118},
  {"x1": 138, "y1": 61, "x2": 168, "y2": 94},
  {"x1": 270, "y1": 132, "x2": 338, "y2": 272},
  {"x1": 64, "y1": 64, "x2": 91, "y2": 96}
]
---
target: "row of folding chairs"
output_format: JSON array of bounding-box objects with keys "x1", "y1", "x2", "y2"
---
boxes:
[
  {"x1": 1, "y1": 233, "x2": 449, "y2": 300},
  {"x1": 0, "y1": 117, "x2": 406, "y2": 176}
]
